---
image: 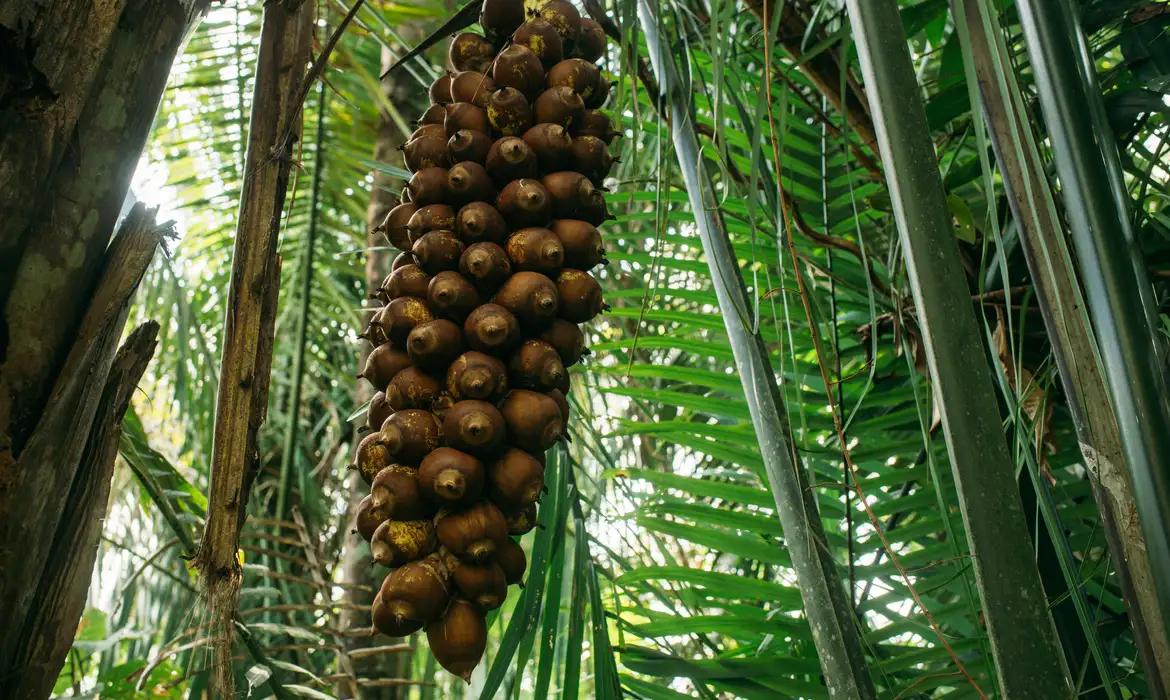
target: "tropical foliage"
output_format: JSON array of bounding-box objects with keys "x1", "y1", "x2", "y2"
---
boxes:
[{"x1": 54, "y1": 0, "x2": 1168, "y2": 697}]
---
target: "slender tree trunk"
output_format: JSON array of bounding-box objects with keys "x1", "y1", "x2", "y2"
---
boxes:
[
  {"x1": 0, "y1": 0, "x2": 207, "y2": 692},
  {"x1": 337, "y1": 43, "x2": 420, "y2": 699},
  {"x1": 193, "y1": 1, "x2": 312, "y2": 696}
]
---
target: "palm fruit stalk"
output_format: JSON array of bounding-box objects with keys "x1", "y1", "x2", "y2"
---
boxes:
[{"x1": 351, "y1": 0, "x2": 613, "y2": 682}]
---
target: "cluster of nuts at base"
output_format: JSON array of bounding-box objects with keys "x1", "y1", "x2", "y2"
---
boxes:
[{"x1": 351, "y1": 0, "x2": 615, "y2": 681}]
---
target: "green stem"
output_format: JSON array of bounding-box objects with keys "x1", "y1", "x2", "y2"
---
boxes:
[
  {"x1": 844, "y1": 0, "x2": 1072, "y2": 696},
  {"x1": 953, "y1": 0, "x2": 1170, "y2": 690},
  {"x1": 1059, "y1": 0, "x2": 1161, "y2": 337},
  {"x1": 234, "y1": 619, "x2": 293, "y2": 700},
  {"x1": 1015, "y1": 0, "x2": 1170, "y2": 648},
  {"x1": 637, "y1": 2, "x2": 876, "y2": 697}
]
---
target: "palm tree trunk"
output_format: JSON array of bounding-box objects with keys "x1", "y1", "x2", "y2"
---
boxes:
[
  {"x1": 637, "y1": 2, "x2": 877, "y2": 697},
  {"x1": 952, "y1": 0, "x2": 1170, "y2": 690},
  {"x1": 194, "y1": 1, "x2": 313, "y2": 695},
  {"x1": 13, "y1": 319, "x2": 159, "y2": 699},
  {"x1": 0, "y1": 208, "x2": 165, "y2": 698},
  {"x1": 0, "y1": 0, "x2": 133, "y2": 297},
  {"x1": 0, "y1": 0, "x2": 207, "y2": 692},
  {"x1": 843, "y1": 0, "x2": 1072, "y2": 696}
]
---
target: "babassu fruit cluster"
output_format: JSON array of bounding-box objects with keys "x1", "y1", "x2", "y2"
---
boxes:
[{"x1": 351, "y1": 0, "x2": 615, "y2": 681}]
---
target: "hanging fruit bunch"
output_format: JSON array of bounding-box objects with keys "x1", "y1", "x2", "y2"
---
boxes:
[{"x1": 352, "y1": 0, "x2": 615, "y2": 682}]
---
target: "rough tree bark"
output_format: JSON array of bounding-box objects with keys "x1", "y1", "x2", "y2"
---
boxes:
[
  {"x1": 192, "y1": 0, "x2": 312, "y2": 696},
  {"x1": 15, "y1": 319, "x2": 160, "y2": 700},
  {"x1": 0, "y1": 0, "x2": 207, "y2": 692},
  {"x1": 337, "y1": 43, "x2": 421, "y2": 700},
  {"x1": 0, "y1": 0, "x2": 129, "y2": 301},
  {"x1": 1, "y1": 205, "x2": 168, "y2": 696}
]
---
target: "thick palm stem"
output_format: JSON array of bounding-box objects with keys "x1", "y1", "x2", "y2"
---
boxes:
[
  {"x1": 1015, "y1": 0, "x2": 1170, "y2": 648},
  {"x1": 953, "y1": 0, "x2": 1170, "y2": 690},
  {"x1": 844, "y1": 0, "x2": 1072, "y2": 696}
]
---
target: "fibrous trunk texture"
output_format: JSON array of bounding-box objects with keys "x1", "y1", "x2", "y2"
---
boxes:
[
  {"x1": 0, "y1": 0, "x2": 206, "y2": 690},
  {"x1": 193, "y1": 1, "x2": 312, "y2": 696},
  {"x1": 0, "y1": 205, "x2": 167, "y2": 696},
  {"x1": 13, "y1": 321, "x2": 159, "y2": 699}
]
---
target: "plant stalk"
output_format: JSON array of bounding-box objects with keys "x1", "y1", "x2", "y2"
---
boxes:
[
  {"x1": 844, "y1": 0, "x2": 1072, "y2": 696},
  {"x1": 276, "y1": 76, "x2": 328, "y2": 521},
  {"x1": 637, "y1": 2, "x2": 876, "y2": 697},
  {"x1": 1014, "y1": 0, "x2": 1170, "y2": 647},
  {"x1": 195, "y1": 2, "x2": 314, "y2": 695},
  {"x1": 953, "y1": 0, "x2": 1170, "y2": 690}
]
